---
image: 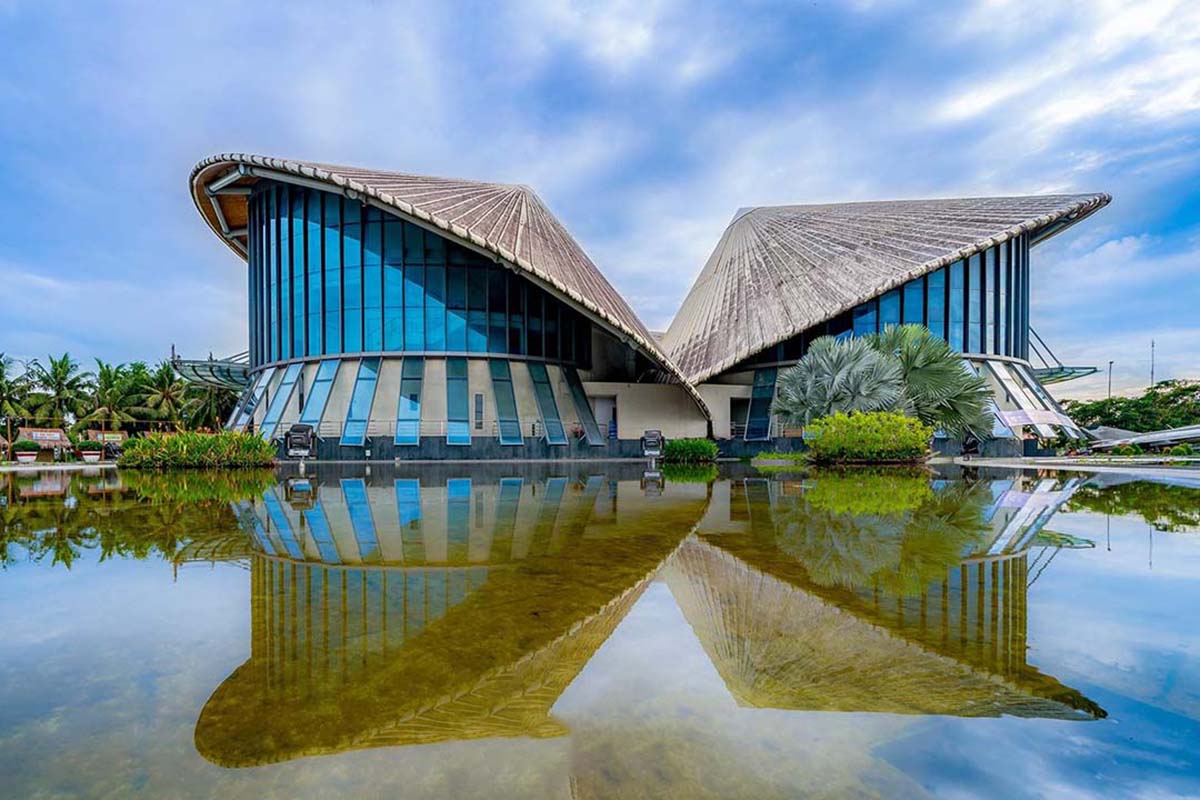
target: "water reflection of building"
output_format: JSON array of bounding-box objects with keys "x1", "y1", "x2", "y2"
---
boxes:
[
  {"x1": 193, "y1": 469, "x2": 1104, "y2": 770},
  {"x1": 675, "y1": 474, "x2": 1103, "y2": 719},
  {"x1": 195, "y1": 468, "x2": 709, "y2": 767}
]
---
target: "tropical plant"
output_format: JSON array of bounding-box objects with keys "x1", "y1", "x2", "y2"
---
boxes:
[
  {"x1": 184, "y1": 383, "x2": 239, "y2": 430},
  {"x1": 774, "y1": 336, "x2": 904, "y2": 425},
  {"x1": 141, "y1": 361, "x2": 190, "y2": 426},
  {"x1": 1063, "y1": 379, "x2": 1200, "y2": 432},
  {"x1": 804, "y1": 411, "x2": 932, "y2": 463},
  {"x1": 865, "y1": 325, "x2": 994, "y2": 438},
  {"x1": 663, "y1": 438, "x2": 719, "y2": 463},
  {"x1": 0, "y1": 353, "x2": 32, "y2": 426},
  {"x1": 118, "y1": 430, "x2": 276, "y2": 469},
  {"x1": 27, "y1": 353, "x2": 94, "y2": 426},
  {"x1": 11, "y1": 440, "x2": 42, "y2": 453},
  {"x1": 78, "y1": 360, "x2": 141, "y2": 430},
  {"x1": 75, "y1": 440, "x2": 105, "y2": 452}
]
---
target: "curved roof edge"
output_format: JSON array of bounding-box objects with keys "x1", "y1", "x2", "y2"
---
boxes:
[
  {"x1": 664, "y1": 193, "x2": 1111, "y2": 385},
  {"x1": 189, "y1": 153, "x2": 710, "y2": 418}
]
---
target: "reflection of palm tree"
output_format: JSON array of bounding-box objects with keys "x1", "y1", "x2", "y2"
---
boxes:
[{"x1": 769, "y1": 475, "x2": 990, "y2": 595}]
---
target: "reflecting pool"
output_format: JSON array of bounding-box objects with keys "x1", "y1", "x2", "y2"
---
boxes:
[{"x1": 1, "y1": 464, "x2": 1199, "y2": 798}]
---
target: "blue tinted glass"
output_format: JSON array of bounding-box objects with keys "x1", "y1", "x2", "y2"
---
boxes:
[
  {"x1": 903, "y1": 277, "x2": 924, "y2": 325},
  {"x1": 298, "y1": 359, "x2": 340, "y2": 426},
  {"x1": 384, "y1": 264, "x2": 403, "y2": 350},
  {"x1": 879, "y1": 289, "x2": 900, "y2": 330},
  {"x1": 403, "y1": 222, "x2": 423, "y2": 264},
  {"x1": 949, "y1": 260, "x2": 965, "y2": 351},
  {"x1": 341, "y1": 479, "x2": 379, "y2": 561},
  {"x1": 425, "y1": 265, "x2": 446, "y2": 350},
  {"x1": 404, "y1": 264, "x2": 425, "y2": 350},
  {"x1": 381, "y1": 219, "x2": 400, "y2": 265},
  {"x1": 395, "y1": 357, "x2": 424, "y2": 445},
  {"x1": 325, "y1": 195, "x2": 344, "y2": 355},
  {"x1": 985, "y1": 247, "x2": 997, "y2": 354},
  {"x1": 446, "y1": 357, "x2": 471, "y2": 445},
  {"x1": 998, "y1": 244, "x2": 1009, "y2": 355},
  {"x1": 745, "y1": 367, "x2": 777, "y2": 441},
  {"x1": 258, "y1": 362, "x2": 302, "y2": 441},
  {"x1": 306, "y1": 192, "x2": 323, "y2": 356},
  {"x1": 926, "y1": 268, "x2": 946, "y2": 340},
  {"x1": 363, "y1": 212, "x2": 382, "y2": 351},
  {"x1": 563, "y1": 366, "x2": 602, "y2": 445},
  {"x1": 279, "y1": 188, "x2": 292, "y2": 360},
  {"x1": 489, "y1": 360, "x2": 523, "y2": 445},
  {"x1": 340, "y1": 357, "x2": 380, "y2": 446},
  {"x1": 968, "y1": 253, "x2": 982, "y2": 353},
  {"x1": 527, "y1": 363, "x2": 567, "y2": 445},
  {"x1": 852, "y1": 301, "x2": 877, "y2": 336},
  {"x1": 291, "y1": 190, "x2": 305, "y2": 357}
]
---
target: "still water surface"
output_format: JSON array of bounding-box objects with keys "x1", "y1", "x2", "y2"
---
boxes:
[{"x1": 1, "y1": 464, "x2": 1198, "y2": 798}]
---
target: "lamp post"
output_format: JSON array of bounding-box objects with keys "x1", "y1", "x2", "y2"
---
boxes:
[{"x1": 1108, "y1": 360, "x2": 1114, "y2": 399}]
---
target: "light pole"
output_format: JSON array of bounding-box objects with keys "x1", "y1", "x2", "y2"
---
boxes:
[{"x1": 1108, "y1": 360, "x2": 1114, "y2": 399}]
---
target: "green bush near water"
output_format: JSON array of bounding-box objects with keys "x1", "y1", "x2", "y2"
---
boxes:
[
  {"x1": 662, "y1": 438, "x2": 719, "y2": 463},
  {"x1": 118, "y1": 431, "x2": 276, "y2": 469},
  {"x1": 11, "y1": 440, "x2": 42, "y2": 453},
  {"x1": 75, "y1": 440, "x2": 104, "y2": 451},
  {"x1": 1168, "y1": 444, "x2": 1194, "y2": 456},
  {"x1": 804, "y1": 411, "x2": 932, "y2": 464}
]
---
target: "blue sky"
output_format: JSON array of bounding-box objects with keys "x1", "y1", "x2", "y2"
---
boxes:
[{"x1": 1, "y1": 0, "x2": 1197, "y2": 398}]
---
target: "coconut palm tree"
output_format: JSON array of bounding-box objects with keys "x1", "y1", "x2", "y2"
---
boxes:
[
  {"x1": 27, "y1": 353, "x2": 93, "y2": 427},
  {"x1": 773, "y1": 336, "x2": 904, "y2": 426},
  {"x1": 142, "y1": 361, "x2": 189, "y2": 428},
  {"x1": 0, "y1": 353, "x2": 32, "y2": 427},
  {"x1": 78, "y1": 360, "x2": 141, "y2": 430},
  {"x1": 185, "y1": 383, "x2": 239, "y2": 431},
  {"x1": 866, "y1": 325, "x2": 995, "y2": 439}
]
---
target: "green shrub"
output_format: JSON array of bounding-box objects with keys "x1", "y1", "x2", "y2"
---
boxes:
[
  {"x1": 12, "y1": 440, "x2": 42, "y2": 453},
  {"x1": 661, "y1": 463, "x2": 719, "y2": 483},
  {"x1": 663, "y1": 438, "x2": 719, "y2": 463},
  {"x1": 804, "y1": 411, "x2": 933, "y2": 464},
  {"x1": 1112, "y1": 443, "x2": 1145, "y2": 457},
  {"x1": 118, "y1": 431, "x2": 276, "y2": 469},
  {"x1": 1168, "y1": 444, "x2": 1194, "y2": 456},
  {"x1": 75, "y1": 440, "x2": 105, "y2": 451}
]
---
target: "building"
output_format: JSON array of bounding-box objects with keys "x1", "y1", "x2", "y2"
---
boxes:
[{"x1": 187, "y1": 153, "x2": 1108, "y2": 458}]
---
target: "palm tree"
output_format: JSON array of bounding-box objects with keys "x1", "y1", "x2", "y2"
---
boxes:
[
  {"x1": 866, "y1": 325, "x2": 995, "y2": 439},
  {"x1": 78, "y1": 360, "x2": 140, "y2": 430},
  {"x1": 142, "y1": 361, "x2": 189, "y2": 428},
  {"x1": 774, "y1": 336, "x2": 904, "y2": 425},
  {"x1": 185, "y1": 384, "x2": 239, "y2": 431},
  {"x1": 27, "y1": 353, "x2": 93, "y2": 427},
  {"x1": 0, "y1": 353, "x2": 32, "y2": 427}
]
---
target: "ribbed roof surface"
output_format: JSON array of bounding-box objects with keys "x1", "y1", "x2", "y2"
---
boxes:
[
  {"x1": 661, "y1": 193, "x2": 1110, "y2": 384},
  {"x1": 190, "y1": 154, "x2": 707, "y2": 414}
]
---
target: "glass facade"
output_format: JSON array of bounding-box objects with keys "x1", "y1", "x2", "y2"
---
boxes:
[
  {"x1": 446, "y1": 358, "x2": 471, "y2": 445},
  {"x1": 298, "y1": 359, "x2": 340, "y2": 427},
  {"x1": 564, "y1": 366, "x2": 604, "y2": 445},
  {"x1": 738, "y1": 235, "x2": 1031, "y2": 371},
  {"x1": 488, "y1": 360, "x2": 523, "y2": 446},
  {"x1": 258, "y1": 362, "x2": 302, "y2": 441},
  {"x1": 527, "y1": 363, "x2": 567, "y2": 445},
  {"x1": 395, "y1": 357, "x2": 424, "y2": 446},
  {"x1": 246, "y1": 181, "x2": 592, "y2": 369},
  {"x1": 340, "y1": 358, "x2": 380, "y2": 446},
  {"x1": 745, "y1": 367, "x2": 778, "y2": 441}
]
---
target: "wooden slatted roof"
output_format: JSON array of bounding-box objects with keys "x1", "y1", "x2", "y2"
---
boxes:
[
  {"x1": 190, "y1": 154, "x2": 708, "y2": 416},
  {"x1": 661, "y1": 193, "x2": 1110, "y2": 384}
]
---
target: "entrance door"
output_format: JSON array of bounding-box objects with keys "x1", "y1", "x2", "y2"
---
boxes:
[
  {"x1": 730, "y1": 398, "x2": 750, "y2": 439},
  {"x1": 591, "y1": 396, "x2": 617, "y2": 439}
]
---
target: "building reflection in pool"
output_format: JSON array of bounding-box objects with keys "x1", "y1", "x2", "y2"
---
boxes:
[{"x1": 185, "y1": 465, "x2": 1107, "y2": 769}]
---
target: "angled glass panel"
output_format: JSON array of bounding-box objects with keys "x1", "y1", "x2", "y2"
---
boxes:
[
  {"x1": 446, "y1": 357, "x2": 471, "y2": 445},
  {"x1": 852, "y1": 300, "x2": 877, "y2": 337},
  {"x1": 563, "y1": 366, "x2": 603, "y2": 445},
  {"x1": 527, "y1": 363, "x2": 567, "y2": 445},
  {"x1": 298, "y1": 359, "x2": 340, "y2": 427},
  {"x1": 903, "y1": 276, "x2": 924, "y2": 325},
  {"x1": 341, "y1": 479, "x2": 379, "y2": 562},
  {"x1": 493, "y1": 478, "x2": 523, "y2": 544},
  {"x1": 233, "y1": 500, "x2": 275, "y2": 555},
  {"x1": 446, "y1": 478, "x2": 471, "y2": 560},
  {"x1": 340, "y1": 357, "x2": 380, "y2": 446},
  {"x1": 258, "y1": 362, "x2": 302, "y2": 441},
  {"x1": 745, "y1": 366, "x2": 778, "y2": 441},
  {"x1": 488, "y1": 360, "x2": 523, "y2": 445},
  {"x1": 395, "y1": 357, "x2": 425, "y2": 445},
  {"x1": 232, "y1": 366, "x2": 276, "y2": 432}
]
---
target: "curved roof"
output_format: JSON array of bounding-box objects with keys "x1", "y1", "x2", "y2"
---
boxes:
[
  {"x1": 661, "y1": 193, "x2": 1111, "y2": 384},
  {"x1": 190, "y1": 153, "x2": 708, "y2": 416}
]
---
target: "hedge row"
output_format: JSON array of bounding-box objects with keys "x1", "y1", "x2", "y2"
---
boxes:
[
  {"x1": 804, "y1": 411, "x2": 932, "y2": 464},
  {"x1": 663, "y1": 438, "x2": 719, "y2": 463},
  {"x1": 117, "y1": 431, "x2": 276, "y2": 469}
]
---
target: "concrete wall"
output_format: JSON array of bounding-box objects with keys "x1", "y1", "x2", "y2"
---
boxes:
[
  {"x1": 696, "y1": 383, "x2": 754, "y2": 440},
  {"x1": 580, "y1": 381, "x2": 708, "y2": 440}
]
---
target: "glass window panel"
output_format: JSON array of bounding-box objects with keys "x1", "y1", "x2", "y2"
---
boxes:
[
  {"x1": 545, "y1": 301, "x2": 560, "y2": 359},
  {"x1": 986, "y1": 247, "x2": 997, "y2": 355},
  {"x1": 363, "y1": 211, "x2": 383, "y2": 352},
  {"x1": 395, "y1": 357, "x2": 424, "y2": 445},
  {"x1": 447, "y1": 266, "x2": 467, "y2": 351},
  {"x1": 299, "y1": 359, "x2": 340, "y2": 427},
  {"x1": 425, "y1": 264, "x2": 446, "y2": 350},
  {"x1": 968, "y1": 253, "x2": 982, "y2": 353},
  {"x1": 527, "y1": 363, "x2": 567, "y2": 445},
  {"x1": 268, "y1": 189, "x2": 279, "y2": 361},
  {"x1": 903, "y1": 277, "x2": 924, "y2": 326},
  {"x1": 508, "y1": 275, "x2": 525, "y2": 355},
  {"x1": 404, "y1": 265, "x2": 425, "y2": 350},
  {"x1": 745, "y1": 367, "x2": 777, "y2": 441},
  {"x1": 467, "y1": 266, "x2": 487, "y2": 310},
  {"x1": 279, "y1": 187, "x2": 292, "y2": 360},
  {"x1": 468, "y1": 310, "x2": 488, "y2": 353},
  {"x1": 852, "y1": 301, "x2": 877, "y2": 336},
  {"x1": 999, "y1": 242, "x2": 1009, "y2": 355},
  {"x1": 488, "y1": 360, "x2": 523, "y2": 445},
  {"x1": 233, "y1": 366, "x2": 275, "y2": 431},
  {"x1": 473, "y1": 392, "x2": 484, "y2": 430},
  {"x1": 446, "y1": 357, "x2": 471, "y2": 445},
  {"x1": 879, "y1": 289, "x2": 900, "y2": 330},
  {"x1": 563, "y1": 366, "x2": 602, "y2": 445},
  {"x1": 341, "y1": 479, "x2": 380, "y2": 562},
  {"x1": 424, "y1": 229, "x2": 445, "y2": 263},
  {"x1": 527, "y1": 292, "x2": 543, "y2": 357},
  {"x1": 290, "y1": 190, "x2": 305, "y2": 357},
  {"x1": 306, "y1": 191, "x2": 323, "y2": 357},
  {"x1": 949, "y1": 260, "x2": 965, "y2": 351},
  {"x1": 326, "y1": 195, "x2": 345, "y2": 355},
  {"x1": 384, "y1": 264, "x2": 404, "y2": 350},
  {"x1": 340, "y1": 357, "x2": 380, "y2": 446},
  {"x1": 404, "y1": 222, "x2": 424, "y2": 264},
  {"x1": 488, "y1": 268, "x2": 507, "y2": 353},
  {"x1": 383, "y1": 219, "x2": 402, "y2": 265},
  {"x1": 258, "y1": 362, "x2": 303, "y2": 441},
  {"x1": 926, "y1": 268, "x2": 946, "y2": 341}
]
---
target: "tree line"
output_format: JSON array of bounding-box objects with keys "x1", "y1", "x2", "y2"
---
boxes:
[
  {"x1": 0, "y1": 352, "x2": 239, "y2": 435},
  {"x1": 1062, "y1": 380, "x2": 1200, "y2": 433}
]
